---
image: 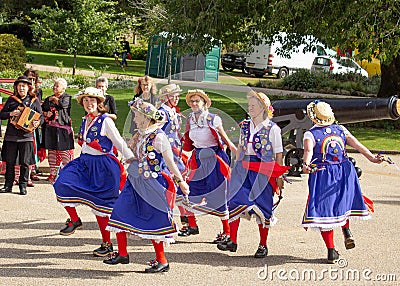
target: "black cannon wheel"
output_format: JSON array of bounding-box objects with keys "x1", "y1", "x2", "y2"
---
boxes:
[{"x1": 284, "y1": 148, "x2": 304, "y2": 177}]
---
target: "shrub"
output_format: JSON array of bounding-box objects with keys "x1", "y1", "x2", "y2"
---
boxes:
[
  {"x1": 0, "y1": 69, "x2": 21, "y2": 79},
  {"x1": 282, "y1": 69, "x2": 318, "y2": 91},
  {"x1": 71, "y1": 74, "x2": 90, "y2": 88},
  {"x1": 0, "y1": 34, "x2": 27, "y2": 72},
  {"x1": 130, "y1": 46, "x2": 147, "y2": 60}
]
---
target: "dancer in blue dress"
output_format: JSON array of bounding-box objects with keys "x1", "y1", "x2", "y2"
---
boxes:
[
  {"x1": 176, "y1": 89, "x2": 237, "y2": 241},
  {"x1": 157, "y1": 84, "x2": 190, "y2": 231},
  {"x1": 104, "y1": 99, "x2": 189, "y2": 273},
  {"x1": 217, "y1": 91, "x2": 290, "y2": 258},
  {"x1": 54, "y1": 87, "x2": 134, "y2": 257},
  {"x1": 301, "y1": 100, "x2": 383, "y2": 263}
]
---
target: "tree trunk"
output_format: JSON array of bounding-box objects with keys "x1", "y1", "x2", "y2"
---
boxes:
[
  {"x1": 72, "y1": 49, "x2": 77, "y2": 75},
  {"x1": 377, "y1": 55, "x2": 400, "y2": 98},
  {"x1": 167, "y1": 41, "x2": 172, "y2": 84}
]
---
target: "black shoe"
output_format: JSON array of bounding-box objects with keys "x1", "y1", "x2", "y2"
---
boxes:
[
  {"x1": 59, "y1": 218, "x2": 82, "y2": 235},
  {"x1": 178, "y1": 226, "x2": 199, "y2": 237},
  {"x1": 342, "y1": 228, "x2": 355, "y2": 250},
  {"x1": 217, "y1": 237, "x2": 237, "y2": 252},
  {"x1": 180, "y1": 216, "x2": 189, "y2": 224},
  {"x1": 212, "y1": 232, "x2": 227, "y2": 244},
  {"x1": 327, "y1": 248, "x2": 340, "y2": 264},
  {"x1": 0, "y1": 186, "x2": 12, "y2": 193},
  {"x1": 254, "y1": 244, "x2": 268, "y2": 258},
  {"x1": 145, "y1": 262, "x2": 169, "y2": 273},
  {"x1": 103, "y1": 252, "x2": 129, "y2": 265},
  {"x1": 19, "y1": 187, "x2": 27, "y2": 195},
  {"x1": 93, "y1": 242, "x2": 113, "y2": 257}
]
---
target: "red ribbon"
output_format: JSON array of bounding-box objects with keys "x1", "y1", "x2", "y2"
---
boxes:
[
  {"x1": 242, "y1": 161, "x2": 291, "y2": 193},
  {"x1": 162, "y1": 172, "x2": 177, "y2": 209},
  {"x1": 363, "y1": 195, "x2": 374, "y2": 213},
  {"x1": 106, "y1": 154, "x2": 127, "y2": 191}
]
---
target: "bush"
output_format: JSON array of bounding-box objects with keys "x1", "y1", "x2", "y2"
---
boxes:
[
  {"x1": 130, "y1": 46, "x2": 147, "y2": 60},
  {"x1": 282, "y1": 69, "x2": 318, "y2": 91},
  {"x1": 0, "y1": 34, "x2": 27, "y2": 72}
]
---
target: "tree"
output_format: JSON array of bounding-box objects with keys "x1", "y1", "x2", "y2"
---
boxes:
[
  {"x1": 135, "y1": 0, "x2": 400, "y2": 97},
  {"x1": 30, "y1": 0, "x2": 123, "y2": 74}
]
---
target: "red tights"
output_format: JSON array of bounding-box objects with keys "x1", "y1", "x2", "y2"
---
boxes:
[
  {"x1": 116, "y1": 232, "x2": 128, "y2": 256},
  {"x1": 186, "y1": 212, "x2": 230, "y2": 235},
  {"x1": 321, "y1": 220, "x2": 350, "y2": 249},
  {"x1": 95, "y1": 215, "x2": 111, "y2": 244},
  {"x1": 152, "y1": 240, "x2": 167, "y2": 264},
  {"x1": 64, "y1": 206, "x2": 79, "y2": 222},
  {"x1": 228, "y1": 218, "x2": 269, "y2": 246}
]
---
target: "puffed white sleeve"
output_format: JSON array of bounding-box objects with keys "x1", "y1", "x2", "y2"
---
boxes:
[
  {"x1": 269, "y1": 124, "x2": 283, "y2": 153},
  {"x1": 213, "y1": 115, "x2": 222, "y2": 128},
  {"x1": 303, "y1": 130, "x2": 316, "y2": 146},
  {"x1": 339, "y1": 124, "x2": 351, "y2": 136},
  {"x1": 153, "y1": 132, "x2": 171, "y2": 154},
  {"x1": 101, "y1": 116, "x2": 134, "y2": 159}
]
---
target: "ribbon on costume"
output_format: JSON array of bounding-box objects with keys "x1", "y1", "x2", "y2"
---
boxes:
[
  {"x1": 363, "y1": 195, "x2": 374, "y2": 213},
  {"x1": 161, "y1": 172, "x2": 177, "y2": 209},
  {"x1": 106, "y1": 154, "x2": 127, "y2": 191},
  {"x1": 242, "y1": 160, "x2": 291, "y2": 209},
  {"x1": 186, "y1": 150, "x2": 231, "y2": 182}
]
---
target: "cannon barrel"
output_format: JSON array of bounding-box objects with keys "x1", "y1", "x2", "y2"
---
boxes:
[{"x1": 272, "y1": 96, "x2": 400, "y2": 124}]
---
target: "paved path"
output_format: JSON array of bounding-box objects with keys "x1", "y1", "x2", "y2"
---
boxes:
[{"x1": 0, "y1": 153, "x2": 399, "y2": 286}]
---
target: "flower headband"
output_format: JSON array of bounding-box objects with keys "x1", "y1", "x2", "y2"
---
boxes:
[{"x1": 128, "y1": 99, "x2": 164, "y2": 122}]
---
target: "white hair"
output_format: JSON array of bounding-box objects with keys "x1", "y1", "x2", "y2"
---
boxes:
[
  {"x1": 96, "y1": 76, "x2": 109, "y2": 88},
  {"x1": 55, "y1": 78, "x2": 68, "y2": 89}
]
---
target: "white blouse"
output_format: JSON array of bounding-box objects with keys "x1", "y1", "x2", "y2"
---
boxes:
[
  {"x1": 188, "y1": 110, "x2": 222, "y2": 148},
  {"x1": 81, "y1": 116, "x2": 134, "y2": 160},
  {"x1": 136, "y1": 125, "x2": 171, "y2": 157}
]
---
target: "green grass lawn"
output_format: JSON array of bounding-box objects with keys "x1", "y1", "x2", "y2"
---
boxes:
[
  {"x1": 348, "y1": 128, "x2": 400, "y2": 152},
  {"x1": 27, "y1": 49, "x2": 146, "y2": 77}
]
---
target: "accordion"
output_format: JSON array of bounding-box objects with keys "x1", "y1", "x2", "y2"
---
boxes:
[{"x1": 10, "y1": 106, "x2": 41, "y2": 132}]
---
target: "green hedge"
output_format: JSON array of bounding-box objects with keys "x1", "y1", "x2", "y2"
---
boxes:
[
  {"x1": 0, "y1": 34, "x2": 27, "y2": 72},
  {"x1": 130, "y1": 46, "x2": 147, "y2": 60}
]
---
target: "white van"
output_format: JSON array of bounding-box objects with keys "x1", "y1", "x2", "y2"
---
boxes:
[{"x1": 245, "y1": 34, "x2": 331, "y2": 78}]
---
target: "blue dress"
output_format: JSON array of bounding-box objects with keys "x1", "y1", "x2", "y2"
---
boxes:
[
  {"x1": 228, "y1": 120, "x2": 288, "y2": 227},
  {"x1": 302, "y1": 124, "x2": 370, "y2": 230},
  {"x1": 177, "y1": 113, "x2": 230, "y2": 218},
  {"x1": 107, "y1": 129, "x2": 177, "y2": 243},
  {"x1": 54, "y1": 114, "x2": 123, "y2": 216}
]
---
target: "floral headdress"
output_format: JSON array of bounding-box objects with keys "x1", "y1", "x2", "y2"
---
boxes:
[{"x1": 128, "y1": 98, "x2": 164, "y2": 122}]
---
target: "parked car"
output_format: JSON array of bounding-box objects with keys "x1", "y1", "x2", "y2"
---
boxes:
[
  {"x1": 311, "y1": 56, "x2": 369, "y2": 77},
  {"x1": 221, "y1": 52, "x2": 248, "y2": 74},
  {"x1": 244, "y1": 33, "x2": 333, "y2": 78}
]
